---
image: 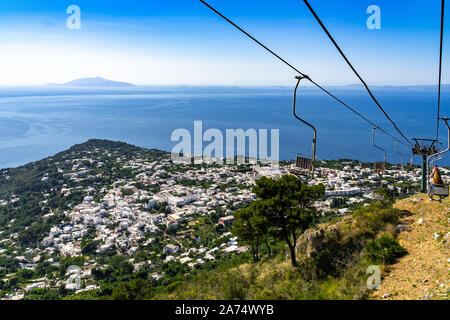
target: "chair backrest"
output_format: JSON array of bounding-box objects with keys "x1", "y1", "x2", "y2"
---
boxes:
[
  {"x1": 374, "y1": 162, "x2": 385, "y2": 172},
  {"x1": 296, "y1": 156, "x2": 312, "y2": 170}
]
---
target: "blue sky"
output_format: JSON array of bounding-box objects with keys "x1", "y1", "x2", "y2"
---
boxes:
[{"x1": 0, "y1": 0, "x2": 447, "y2": 86}]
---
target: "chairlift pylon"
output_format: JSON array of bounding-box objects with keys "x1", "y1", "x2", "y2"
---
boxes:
[
  {"x1": 372, "y1": 127, "x2": 386, "y2": 173},
  {"x1": 292, "y1": 75, "x2": 317, "y2": 179},
  {"x1": 394, "y1": 141, "x2": 411, "y2": 169},
  {"x1": 427, "y1": 117, "x2": 450, "y2": 200},
  {"x1": 412, "y1": 138, "x2": 438, "y2": 155}
]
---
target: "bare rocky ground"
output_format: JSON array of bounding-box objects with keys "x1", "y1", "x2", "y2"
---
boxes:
[{"x1": 370, "y1": 194, "x2": 449, "y2": 300}]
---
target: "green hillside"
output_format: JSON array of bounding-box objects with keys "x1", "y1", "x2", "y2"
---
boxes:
[{"x1": 151, "y1": 198, "x2": 409, "y2": 300}]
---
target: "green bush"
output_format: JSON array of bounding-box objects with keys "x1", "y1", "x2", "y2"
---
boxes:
[
  {"x1": 111, "y1": 278, "x2": 155, "y2": 300},
  {"x1": 365, "y1": 236, "x2": 407, "y2": 264},
  {"x1": 352, "y1": 202, "x2": 401, "y2": 238}
]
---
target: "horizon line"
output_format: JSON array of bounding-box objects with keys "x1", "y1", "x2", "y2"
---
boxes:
[{"x1": 2, "y1": 82, "x2": 450, "y2": 89}]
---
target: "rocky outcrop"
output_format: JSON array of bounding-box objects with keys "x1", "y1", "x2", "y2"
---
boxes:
[{"x1": 297, "y1": 216, "x2": 352, "y2": 257}]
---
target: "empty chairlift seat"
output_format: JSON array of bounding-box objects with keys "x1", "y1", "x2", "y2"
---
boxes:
[
  {"x1": 374, "y1": 162, "x2": 385, "y2": 172},
  {"x1": 372, "y1": 128, "x2": 386, "y2": 174},
  {"x1": 296, "y1": 154, "x2": 312, "y2": 170},
  {"x1": 291, "y1": 75, "x2": 317, "y2": 179}
]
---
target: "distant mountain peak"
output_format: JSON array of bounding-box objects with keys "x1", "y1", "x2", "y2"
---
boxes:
[{"x1": 46, "y1": 77, "x2": 137, "y2": 88}]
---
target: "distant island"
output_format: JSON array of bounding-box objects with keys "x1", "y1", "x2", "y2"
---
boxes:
[
  {"x1": 45, "y1": 77, "x2": 137, "y2": 88},
  {"x1": 42, "y1": 78, "x2": 450, "y2": 92}
]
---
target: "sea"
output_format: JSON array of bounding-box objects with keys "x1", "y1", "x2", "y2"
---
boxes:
[{"x1": 0, "y1": 86, "x2": 449, "y2": 169}]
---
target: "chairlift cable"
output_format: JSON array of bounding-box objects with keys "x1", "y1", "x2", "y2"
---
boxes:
[
  {"x1": 199, "y1": 0, "x2": 410, "y2": 147},
  {"x1": 302, "y1": 0, "x2": 413, "y2": 147},
  {"x1": 437, "y1": 0, "x2": 445, "y2": 140}
]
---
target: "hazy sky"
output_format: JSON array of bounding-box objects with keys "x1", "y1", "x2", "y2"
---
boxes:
[{"x1": 0, "y1": 0, "x2": 447, "y2": 86}]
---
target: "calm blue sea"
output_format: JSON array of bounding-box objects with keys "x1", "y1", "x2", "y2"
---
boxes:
[{"x1": 0, "y1": 86, "x2": 449, "y2": 169}]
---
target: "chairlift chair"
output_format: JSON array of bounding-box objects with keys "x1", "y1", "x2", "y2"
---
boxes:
[
  {"x1": 394, "y1": 141, "x2": 405, "y2": 169},
  {"x1": 429, "y1": 142, "x2": 444, "y2": 172},
  {"x1": 430, "y1": 153, "x2": 447, "y2": 198},
  {"x1": 295, "y1": 154, "x2": 313, "y2": 170},
  {"x1": 427, "y1": 118, "x2": 450, "y2": 200},
  {"x1": 292, "y1": 75, "x2": 317, "y2": 179},
  {"x1": 374, "y1": 162, "x2": 385, "y2": 172},
  {"x1": 372, "y1": 127, "x2": 386, "y2": 174},
  {"x1": 405, "y1": 152, "x2": 414, "y2": 168},
  {"x1": 408, "y1": 148, "x2": 414, "y2": 168},
  {"x1": 430, "y1": 153, "x2": 443, "y2": 170}
]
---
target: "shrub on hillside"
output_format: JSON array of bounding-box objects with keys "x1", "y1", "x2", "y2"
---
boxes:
[
  {"x1": 352, "y1": 202, "x2": 401, "y2": 238},
  {"x1": 111, "y1": 278, "x2": 155, "y2": 300},
  {"x1": 365, "y1": 236, "x2": 407, "y2": 264}
]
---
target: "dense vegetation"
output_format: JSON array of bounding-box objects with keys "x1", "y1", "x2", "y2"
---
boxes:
[{"x1": 152, "y1": 192, "x2": 408, "y2": 300}]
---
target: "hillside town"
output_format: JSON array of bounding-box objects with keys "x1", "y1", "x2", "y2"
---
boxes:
[{"x1": 0, "y1": 140, "x2": 445, "y2": 300}]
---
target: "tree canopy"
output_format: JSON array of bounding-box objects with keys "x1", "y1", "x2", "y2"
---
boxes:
[{"x1": 233, "y1": 175, "x2": 325, "y2": 267}]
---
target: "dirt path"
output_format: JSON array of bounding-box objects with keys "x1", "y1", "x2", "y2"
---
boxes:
[{"x1": 370, "y1": 194, "x2": 449, "y2": 300}]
